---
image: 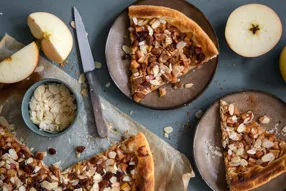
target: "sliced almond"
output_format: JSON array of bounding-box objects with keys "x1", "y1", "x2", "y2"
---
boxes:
[
  {"x1": 106, "y1": 159, "x2": 114, "y2": 166},
  {"x1": 247, "y1": 149, "x2": 256, "y2": 155},
  {"x1": 228, "y1": 104, "x2": 234, "y2": 115},
  {"x1": 94, "y1": 61, "x2": 102, "y2": 69},
  {"x1": 236, "y1": 123, "x2": 245, "y2": 133},
  {"x1": 236, "y1": 148, "x2": 244, "y2": 156},
  {"x1": 93, "y1": 173, "x2": 102, "y2": 183},
  {"x1": 122, "y1": 45, "x2": 131, "y2": 54},
  {"x1": 110, "y1": 176, "x2": 117, "y2": 183},
  {"x1": 259, "y1": 115, "x2": 270, "y2": 124},
  {"x1": 254, "y1": 139, "x2": 262, "y2": 148},
  {"x1": 78, "y1": 74, "x2": 86, "y2": 84},
  {"x1": 108, "y1": 151, "x2": 116, "y2": 159},
  {"x1": 282, "y1": 126, "x2": 286, "y2": 133},
  {"x1": 70, "y1": 21, "x2": 76, "y2": 29},
  {"x1": 48, "y1": 84, "x2": 60, "y2": 94},
  {"x1": 151, "y1": 20, "x2": 160, "y2": 29},
  {"x1": 81, "y1": 89, "x2": 88, "y2": 97},
  {"x1": 132, "y1": 17, "x2": 138, "y2": 25},
  {"x1": 228, "y1": 144, "x2": 237, "y2": 151},
  {"x1": 164, "y1": 132, "x2": 169, "y2": 138},
  {"x1": 240, "y1": 159, "x2": 248, "y2": 166},
  {"x1": 123, "y1": 175, "x2": 131, "y2": 182},
  {"x1": 41, "y1": 181, "x2": 58, "y2": 190},
  {"x1": 195, "y1": 110, "x2": 203, "y2": 119},
  {"x1": 262, "y1": 141, "x2": 274, "y2": 148},
  {"x1": 261, "y1": 153, "x2": 275, "y2": 162},
  {"x1": 26, "y1": 158, "x2": 33, "y2": 164},
  {"x1": 176, "y1": 41, "x2": 187, "y2": 49},
  {"x1": 147, "y1": 25, "x2": 153, "y2": 36},
  {"x1": 164, "y1": 126, "x2": 173, "y2": 134},
  {"x1": 184, "y1": 83, "x2": 194, "y2": 89},
  {"x1": 231, "y1": 156, "x2": 241, "y2": 163},
  {"x1": 8, "y1": 149, "x2": 18, "y2": 160}
]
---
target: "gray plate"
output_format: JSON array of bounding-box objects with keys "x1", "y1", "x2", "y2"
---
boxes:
[
  {"x1": 105, "y1": 0, "x2": 219, "y2": 110},
  {"x1": 193, "y1": 90, "x2": 286, "y2": 191}
]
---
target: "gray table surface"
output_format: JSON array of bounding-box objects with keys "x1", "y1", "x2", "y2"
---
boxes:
[{"x1": 1, "y1": 0, "x2": 286, "y2": 190}]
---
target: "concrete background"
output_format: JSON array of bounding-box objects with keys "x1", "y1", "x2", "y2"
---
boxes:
[{"x1": 0, "y1": 0, "x2": 285, "y2": 190}]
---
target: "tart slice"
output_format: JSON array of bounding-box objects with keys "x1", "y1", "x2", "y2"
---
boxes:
[
  {"x1": 219, "y1": 100, "x2": 286, "y2": 191},
  {"x1": 128, "y1": 5, "x2": 219, "y2": 102},
  {"x1": 60, "y1": 132, "x2": 154, "y2": 191},
  {"x1": 0, "y1": 126, "x2": 60, "y2": 191}
]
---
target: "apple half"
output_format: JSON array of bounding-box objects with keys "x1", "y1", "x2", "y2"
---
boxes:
[
  {"x1": 0, "y1": 42, "x2": 39, "y2": 83},
  {"x1": 225, "y1": 4, "x2": 282, "y2": 57},
  {"x1": 27, "y1": 12, "x2": 73, "y2": 63}
]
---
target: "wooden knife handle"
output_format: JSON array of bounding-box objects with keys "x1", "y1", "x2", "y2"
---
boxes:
[{"x1": 85, "y1": 71, "x2": 108, "y2": 138}]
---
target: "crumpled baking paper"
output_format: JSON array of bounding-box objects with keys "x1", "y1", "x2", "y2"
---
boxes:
[{"x1": 0, "y1": 34, "x2": 195, "y2": 191}]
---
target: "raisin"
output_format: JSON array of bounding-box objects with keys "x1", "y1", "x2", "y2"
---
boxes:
[
  {"x1": 75, "y1": 146, "x2": 86, "y2": 153},
  {"x1": 103, "y1": 172, "x2": 113, "y2": 181},
  {"x1": 116, "y1": 171, "x2": 124, "y2": 178},
  {"x1": 148, "y1": 55, "x2": 157, "y2": 63},
  {"x1": 132, "y1": 40, "x2": 139, "y2": 47},
  {"x1": 126, "y1": 165, "x2": 135, "y2": 174},
  {"x1": 96, "y1": 165, "x2": 104, "y2": 174},
  {"x1": 178, "y1": 33, "x2": 187, "y2": 41},
  {"x1": 98, "y1": 180, "x2": 110, "y2": 189},
  {"x1": 146, "y1": 35, "x2": 154, "y2": 45},
  {"x1": 195, "y1": 47, "x2": 202, "y2": 54},
  {"x1": 189, "y1": 46, "x2": 195, "y2": 55},
  {"x1": 48, "y1": 148, "x2": 57, "y2": 155},
  {"x1": 151, "y1": 48, "x2": 162, "y2": 56},
  {"x1": 196, "y1": 53, "x2": 205, "y2": 62},
  {"x1": 141, "y1": 81, "x2": 151, "y2": 88},
  {"x1": 90, "y1": 157, "x2": 98, "y2": 164},
  {"x1": 31, "y1": 181, "x2": 41, "y2": 190},
  {"x1": 169, "y1": 57, "x2": 177, "y2": 64},
  {"x1": 122, "y1": 54, "x2": 131, "y2": 60},
  {"x1": 17, "y1": 151, "x2": 24, "y2": 158},
  {"x1": 165, "y1": 44, "x2": 175, "y2": 52},
  {"x1": 24, "y1": 165, "x2": 33, "y2": 174}
]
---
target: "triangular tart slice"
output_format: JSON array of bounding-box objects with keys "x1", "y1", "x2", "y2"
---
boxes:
[
  {"x1": 60, "y1": 132, "x2": 154, "y2": 191},
  {"x1": 0, "y1": 126, "x2": 60, "y2": 190},
  {"x1": 219, "y1": 100, "x2": 286, "y2": 191},
  {"x1": 128, "y1": 5, "x2": 219, "y2": 102}
]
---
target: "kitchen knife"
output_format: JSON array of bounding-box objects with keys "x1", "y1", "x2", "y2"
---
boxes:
[{"x1": 73, "y1": 7, "x2": 108, "y2": 138}]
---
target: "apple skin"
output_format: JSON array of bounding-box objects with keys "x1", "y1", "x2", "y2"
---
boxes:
[
  {"x1": 27, "y1": 12, "x2": 73, "y2": 63},
  {"x1": 0, "y1": 42, "x2": 39, "y2": 84},
  {"x1": 279, "y1": 47, "x2": 286, "y2": 82}
]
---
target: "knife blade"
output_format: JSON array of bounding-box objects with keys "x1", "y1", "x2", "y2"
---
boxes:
[{"x1": 73, "y1": 7, "x2": 108, "y2": 138}]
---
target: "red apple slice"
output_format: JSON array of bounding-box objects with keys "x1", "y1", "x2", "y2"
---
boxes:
[
  {"x1": 225, "y1": 4, "x2": 282, "y2": 57},
  {"x1": 0, "y1": 42, "x2": 39, "y2": 83},
  {"x1": 27, "y1": 12, "x2": 73, "y2": 63}
]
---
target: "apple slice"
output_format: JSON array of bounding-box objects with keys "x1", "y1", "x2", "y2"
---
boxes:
[
  {"x1": 27, "y1": 12, "x2": 73, "y2": 63},
  {"x1": 0, "y1": 42, "x2": 39, "y2": 83},
  {"x1": 225, "y1": 4, "x2": 282, "y2": 57}
]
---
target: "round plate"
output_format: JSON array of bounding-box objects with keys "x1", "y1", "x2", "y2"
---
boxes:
[
  {"x1": 105, "y1": 0, "x2": 219, "y2": 110},
  {"x1": 193, "y1": 90, "x2": 286, "y2": 191}
]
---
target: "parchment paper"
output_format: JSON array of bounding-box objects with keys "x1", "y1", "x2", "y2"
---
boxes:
[{"x1": 0, "y1": 34, "x2": 195, "y2": 191}]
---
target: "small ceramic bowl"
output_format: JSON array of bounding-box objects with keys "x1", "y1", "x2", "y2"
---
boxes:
[{"x1": 21, "y1": 78, "x2": 80, "y2": 137}]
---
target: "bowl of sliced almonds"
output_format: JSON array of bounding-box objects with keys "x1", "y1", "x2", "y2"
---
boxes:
[{"x1": 21, "y1": 78, "x2": 79, "y2": 137}]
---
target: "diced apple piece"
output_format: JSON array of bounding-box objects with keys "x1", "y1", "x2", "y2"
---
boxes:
[
  {"x1": 0, "y1": 42, "x2": 39, "y2": 83},
  {"x1": 225, "y1": 4, "x2": 282, "y2": 57},
  {"x1": 27, "y1": 12, "x2": 73, "y2": 63}
]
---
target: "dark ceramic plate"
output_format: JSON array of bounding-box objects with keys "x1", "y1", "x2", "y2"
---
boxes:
[
  {"x1": 105, "y1": 0, "x2": 219, "y2": 110},
  {"x1": 193, "y1": 90, "x2": 286, "y2": 191}
]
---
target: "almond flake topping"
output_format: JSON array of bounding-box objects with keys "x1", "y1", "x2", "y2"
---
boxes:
[
  {"x1": 8, "y1": 149, "x2": 18, "y2": 160},
  {"x1": 237, "y1": 123, "x2": 245, "y2": 133},
  {"x1": 151, "y1": 20, "x2": 160, "y2": 29},
  {"x1": 247, "y1": 149, "x2": 256, "y2": 155},
  {"x1": 240, "y1": 159, "x2": 248, "y2": 166},
  {"x1": 108, "y1": 151, "x2": 117, "y2": 159},
  {"x1": 228, "y1": 104, "x2": 234, "y2": 115},
  {"x1": 123, "y1": 175, "x2": 131, "y2": 182},
  {"x1": 261, "y1": 153, "x2": 275, "y2": 162},
  {"x1": 262, "y1": 141, "x2": 274, "y2": 148},
  {"x1": 176, "y1": 41, "x2": 187, "y2": 49}
]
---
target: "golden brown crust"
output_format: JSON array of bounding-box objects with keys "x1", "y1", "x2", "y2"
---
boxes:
[
  {"x1": 124, "y1": 132, "x2": 155, "y2": 191},
  {"x1": 128, "y1": 5, "x2": 218, "y2": 59},
  {"x1": 230, "y1": 154, "x2": 286, "y2": 191}
]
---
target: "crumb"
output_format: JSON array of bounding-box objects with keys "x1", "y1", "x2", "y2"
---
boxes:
[
  {"x1": 130, "y1": 110, "x2": 133, "y2": 115},
  {"x1": 105, "y1": 83, "x2": 111, "y2": 88},
  {"x1": 94, "y1": 61, "x2": 102, "y2": 69},
  {"x1": 195, "y1": 110, "x2": 203, "y2": 119},
  {"x1": 70, "y1": 21, "x2": 76, "y2": 29},
  {"x1": 81, "y1": 89, "x2": 88, "y2": 96},
  {"x1": 60, "y1": 60, "x2": 68, "y2": 67},
  {"x1": 76, "y1": 70, "x2": 79, "y2": 75}
]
